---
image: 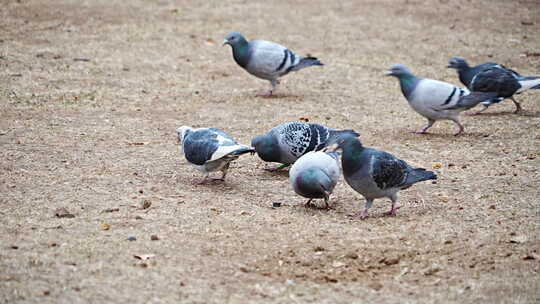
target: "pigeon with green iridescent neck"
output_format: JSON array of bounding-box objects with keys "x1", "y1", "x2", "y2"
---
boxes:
[
  {"x1": 327, "y1": 134, "x2": 437, "y2": 219},
  {"x1": 289, "y1": 151, "x2": 341, "y2": 209},
  {"x1": 223, "y1": 32, "x2": 324, "y2": 96},
  {"x1": 386, "y1": 64, "x2": 471, "y2": 136},
  {"x1": 251, "y1": 122, "x2": 359, "y2": 171},
  {"x1": 448, "y1": 57, "x2": 540, "y2": 114}
]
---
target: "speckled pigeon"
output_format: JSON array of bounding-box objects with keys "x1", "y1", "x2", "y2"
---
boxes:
[
  {"x1": 327, "y1": 134, "x2": 437, "y2": 219},
  {"x1": 386, "y1": 64, "x2": 471, "y2": 136},
  {"x1": 223, "y1": 32, "x2": 324, "y2": 96},
  {"x1": 448, "y1": 57, "x2": 540, "y2": 114},
  {"x1": 289, "y1": 151, "x2": 341, "y2": 209},
  {"x1": 176, "y1": 126, "x2": 254, "y2": 184},
  {"x1": 251, "y1": 122, "x2": 359, "y2": 171}
]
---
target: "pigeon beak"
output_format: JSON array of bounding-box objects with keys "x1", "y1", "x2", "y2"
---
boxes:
[
  {"x1": 222, "y1": 39, "x2": 230, "y2": 46},
  {"x1": 384, "y1": 70, "x2": 393, "y2": 76},
  {"x1": 324, "y1": 144, "x2": 339, "y2": 153}
]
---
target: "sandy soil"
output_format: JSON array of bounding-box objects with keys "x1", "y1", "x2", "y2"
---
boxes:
[{"x1": 1, "y1": 0, "x2": 539, "y2": 303}]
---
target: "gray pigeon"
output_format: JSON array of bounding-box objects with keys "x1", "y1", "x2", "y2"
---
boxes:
[
  {"x1": 251, "y1": 122, "x2": 359, "y2": 171},
  {"x1": 386, "y1": 64, "x2": 471, "y2": 136},
  {"x1": 223, "y1": 32, "x2": 324, "y2": 96},
  {"x1": 327, "y1": 134, "x2": 437, "y2": 219},
  {"x1": 289, "y1": 151, "x2": 341, "y2": 209},
  {"x1": 176, "y1": 126, "x2": 254, "y2": 184},
  {"x1": 448, "y1": 57, "x2": 540, "y2": 114}
]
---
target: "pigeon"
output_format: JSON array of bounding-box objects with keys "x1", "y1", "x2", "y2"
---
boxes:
[
  {"x1": 223, "y1": 32, "x2": 324, "y2": 96},
  {"x1": 448, "y1": 57, "x2": 540, "y2": 114},
  {"x1": 386, "y1": 64, "x2": 471, "y2": 136},
  {"x1": 251, "y1": 122, "x2": 359, "y2": 170},
  {"x1": 176, "y1": 126, "x2": 254, "y2": 184},
  {"x1": 289, "y1": 151, "x2": 341, "y2": 209},
  {"x1": 326, "y1": 134, "x2": 437, "y2": 219}
]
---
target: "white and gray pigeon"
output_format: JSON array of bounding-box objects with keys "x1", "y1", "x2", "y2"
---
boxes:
[
  {"x1": 327, "y1": 134, "x2": 437, "y2": 219},
  {"x1": 251, "y1": 122, "x2": 359, "y2": 171},
  {"x1": 176, "y1": 126, "x2": 254, "y2": 184},
  {"x1": 289, "y1": 151, "x2": 341, "y2": 209},
  {"x1": 386, "y1": 64, "x2": 471, "y2": 136},
  {"x1": 448, "y1": 57, "x2": 540, "y2": 114},
  {"x1": 223, "y1": 32, "x2": 324, "y2": 96}
]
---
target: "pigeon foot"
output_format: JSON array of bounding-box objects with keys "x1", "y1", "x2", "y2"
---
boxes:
[
  {"x1": 383, "y1": 206, "x2": 401, "y2": 217},
  {"x1": 354, "y1": 210, "x2": 370, "y2": 219}
]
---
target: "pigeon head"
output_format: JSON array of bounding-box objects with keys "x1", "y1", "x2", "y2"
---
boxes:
[
  {"x1": 176, "y1": 126, "x2": 192, "y2": 143},
  {"x1": 223, "y1": 32, "x2": 248, "y2": 47},
  {"x1": 447, "y1": 57, "x2": 469, "y2": 70},
  {"x1": 251, "y1": 134, "x2": 281, "y2": 163},
  {"x1": 324, "y1": 133, "x2": 362, "y2": 152},
  {"x1": 385, "y1": 64, "x2": 413, "y2": 78}
]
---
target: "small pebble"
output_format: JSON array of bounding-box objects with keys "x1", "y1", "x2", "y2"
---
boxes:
[
  {"x1": 272, "y1": 202, "x2": 281, "y2": 207},
  {"x1": 127, "y1": 236, "x2": 137, "y2": 241},
  {"x1": 150, "y1": 235, "x2": 159, "y2": 241}
]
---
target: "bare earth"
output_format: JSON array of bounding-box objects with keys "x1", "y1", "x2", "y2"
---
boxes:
[{"x1": 1, "y1": 0, "x2": 539, "y2": 303}]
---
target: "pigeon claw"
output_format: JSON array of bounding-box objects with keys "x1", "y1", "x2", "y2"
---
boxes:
[{"x1": 383, "y1": 206, "x2": 401, "y2": 217}]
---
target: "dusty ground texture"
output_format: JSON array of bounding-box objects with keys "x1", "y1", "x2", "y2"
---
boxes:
[{"x1": 1, "y1": 0, "x2": 540, "y2": 303}]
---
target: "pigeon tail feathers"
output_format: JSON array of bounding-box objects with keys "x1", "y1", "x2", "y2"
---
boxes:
[
  {"x1": 445, "y1": 92, "x2": 500, "y2": 110},
  {"x1": 288, "y1": 56, "x2": 324, "y2": 72},
  {"x1": 405, "y1": 168, "x2": 437, "y2": 186},
  {"x1": 517, "y1": 76, "x2": 540, "y2": 93}
]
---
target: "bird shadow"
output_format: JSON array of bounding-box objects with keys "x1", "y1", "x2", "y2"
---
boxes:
[
  {"x1": 255, "y1": 93, "x2": 303, "y2": 99},
  {"x1": 468, "y1": 110, "x2": 540, "y2": 118}
]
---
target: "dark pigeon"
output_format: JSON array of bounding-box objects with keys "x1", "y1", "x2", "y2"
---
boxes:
[
  {"x1": 448, "y1": 57, "x2": 540, "y2": 114},
  {"x1": 327, "y1": 134, "x2": 437, "y2": 219},
  {"x1": 251, "y1": 122, "x2": 359, "y2": 171}
]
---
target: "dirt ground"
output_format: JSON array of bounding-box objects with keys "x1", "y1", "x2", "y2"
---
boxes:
[{"x1": 1, "y1": 0, "x2": 539, "y2": 303}]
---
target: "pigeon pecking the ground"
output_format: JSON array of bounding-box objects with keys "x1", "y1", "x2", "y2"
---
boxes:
[
  {"x1": 326, "y1": 134, "x2": 437, "y2": 219},
  {"x1": 251, "y1": 122, "x2": 359, "y2": 171},
  {"x1": 223, "y1": 32, "x2": 324, "y2": 96},
  {"x1": 289, "y1": 151, "x2": 341, "y2": 209},
  {"x1": 448, "y1": 57, "x2": 540, "y2": 114},
  {"x1": 176, "y1": 126, "x2": 254, "y2": 184},
  {"x1": 386, "y1": 64, "x2": 472, "y2": 136}
]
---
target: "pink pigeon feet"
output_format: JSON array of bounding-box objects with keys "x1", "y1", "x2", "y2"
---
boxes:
[
  {"x1": 355, "y1": 210, "x2": 370, "y2": 219},
  {"x1": 383, "y1": 206, "x2": 401, "y2": 217}
]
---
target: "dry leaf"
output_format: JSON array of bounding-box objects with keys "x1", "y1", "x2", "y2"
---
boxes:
[
  {"x1": 100, "y1": 223, "x2": 110, "y2": 231},
  {"x1": 432, "y1": 162, "x2": 443, "y2": 169},
  {"x1": 54, "y1": 207, "x2": 75, "y2": 218},
  {"x1": 141, "y1": 200, "x2": 151, "y2": 209},
  {"x1": 134, "y1": 254, "x2": 155, "y2": 260}
]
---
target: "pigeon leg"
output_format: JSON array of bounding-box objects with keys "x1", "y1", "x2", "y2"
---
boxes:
[
  {"x1": 510, "y1": 97, "x2": 522, "y2": 114},
  {"x1": 383, "y1": 194, "x2": 401, "y2": 216},
  {"x1": 355, "y1": 199, "x2": 373, "y2": 219},
  {"x1": 304, "y1": 198, "x2": 314, "y2": 208},
  {"x1": 194, "y1": 173, "x2": 210, "y2": 185},
  {"x1": 450, "y1": 118, "x2": 464, "y2": 136},
  {"x1": 214, "y1": 163, "x2": 230, "y2": 181},
  {"x1": 412, "y1": 119, "x2": 435, "y2": 134},
  {"x1": 323, "y1": 192, "x2": 332, "y2": 209}
]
